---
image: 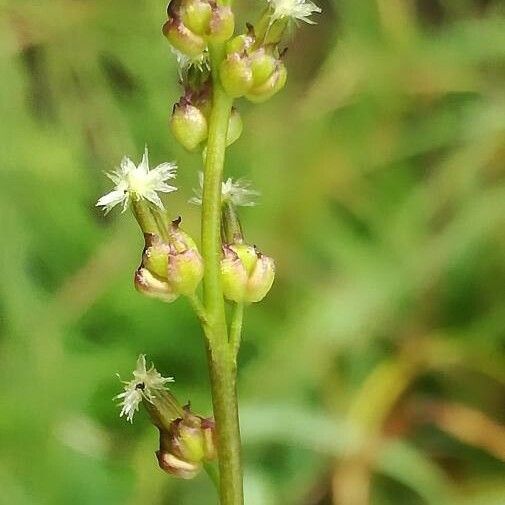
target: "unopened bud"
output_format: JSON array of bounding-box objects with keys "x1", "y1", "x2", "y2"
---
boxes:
[
  {"x1": 208, "y1": 5, "x2": 235, "y2": 42},
  {"x1": 219, "y1": 53, "x2": 253, "y2": 98},
  {"x1": 170, "y1": 101, "x2": 208, "y2": 152},
  {"x1": 226, "y1": 107, "x2": 243, "y2": 146},
  {"x1": 163, "y1": 18, "x2": 206, "y2": 58},
  {"x1": 136, "y1": 222, "x2": 203, "y2": 299},
  {"x1": 134, "y1": 267, "x2": 179, "y2": 303},
  {"x1": 246, "y1": 57, "x2": 287, "y2": 103},
  {"x1": 167, "y1": 248, "x2": 204, "y2": 296},
  {"x1": 142, "y1": 233, "x2": 171, "y2": 278},
  {"x1": 221, "y1": 244, "x2": 275, "y2": 303},
  {"x1": 166, "y1": 218, "x2": 204, "y2": 295},
  {"x1": 250, "y1": 50, "x2": 277, "y2": 87},
  {"x1": 157, "y1": 405, "x2": 216, "y2": 479},
  {"x1": 220, "y1": 34, "x2": 287, "y2": 102},
  {"x1": 181, "y1": 0, "x2": 212, "y2": 36},
  {"x1": 226, "y1": 33, "x2": 254, "y2": 54}
]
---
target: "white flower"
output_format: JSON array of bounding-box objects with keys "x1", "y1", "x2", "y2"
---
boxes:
[
  {"x1": 115, "y1": 355, "x2": 174, "y2": 423},
  {"x1": 96, "y1": 147, "x2": 177, "y2": 214},
  {"x1": 189, "y1": 171, "x2": 260, "y2": 207},
  {"x1": 267, "y1": 0, "x2": 321, "y2": 24}
]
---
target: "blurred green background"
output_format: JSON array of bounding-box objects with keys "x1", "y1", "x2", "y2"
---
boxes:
[{"x1": 1, "y1": 0, "x2": 505, "y2": 504}]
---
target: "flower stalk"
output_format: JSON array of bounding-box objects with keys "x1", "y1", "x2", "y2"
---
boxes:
[
  {"x1": 200, "y1": 41, "x2": 244, "y2": 504},
  {"x1": 100, "y1": 0, "x2": 321, "y2": 502}
]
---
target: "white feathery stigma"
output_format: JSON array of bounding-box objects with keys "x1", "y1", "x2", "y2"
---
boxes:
[
  {"x1": 189, "y1": 171, "x2": 260, "y2": 207},
  {"x1": 115, "y1": 355, "x2": 174, "y2": 423},
  {"x1": 267, "y1": 0, "x2": 321, "y2": 24},
  {"x1": 96, "y1": 147, "x2": 177, "y2": 214}
]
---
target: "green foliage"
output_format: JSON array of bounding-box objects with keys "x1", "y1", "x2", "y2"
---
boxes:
[{"x1": 0, "y1": 0, "x2": 504, "y2": 504}]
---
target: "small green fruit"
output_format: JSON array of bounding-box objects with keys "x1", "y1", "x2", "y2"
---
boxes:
[
  {"x1": 219, "y1": 53, "x2": 253, "y2": 98},
  {"x1": 226, "y1": 108, "x2": 243, "y2": 146},
  {"x1": 170, "y1": 102, "x2": 208, "y2": 151},
  {"x1": 162, "y1": 18, "x2": 206, "y2": 58}
]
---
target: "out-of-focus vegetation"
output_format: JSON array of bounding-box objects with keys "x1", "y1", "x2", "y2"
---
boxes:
[{"x1": 1, "y1": 0, "x2": 505, "y2": 504}]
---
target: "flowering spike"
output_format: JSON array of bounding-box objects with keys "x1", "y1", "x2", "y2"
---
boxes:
[{"x1": 96, "y1": 147, "x2": 177, "y2": 214}]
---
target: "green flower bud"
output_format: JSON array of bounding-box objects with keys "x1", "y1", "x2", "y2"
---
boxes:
[
  {"x1": 166, "y1": 218, "x2": 204, "y2": 295},
  {"x1": 225, "y1": 33, "x2": 254, "y2": 55},
  {"x1": 247, "y1": 250, "x2": 276, "y2": 301},
  {"x1": 167, "y1": 248, "x2": 204, "y2": 296},
  {"x1": 142, "y1": 233, "x2": 171, "y2": 279},
  {"x1": 168, "y1": 217, "x2": 198, "y2": 253},
  {"x1": 246, "y1": 58, "x2": 287, "y2": 103},
  {"x1": 250, "y1": 50, "x2": 277, "y2": 88},
  {"x1": 221, "y1": 244, "x2": 275, "y2": 303},
  {"x1": 134, "y1": 267, "x2": 179, "y2": 303},
  {"x1": 219, "y1": 53, "x2": 253, "y2": 98},
  {"x1": 170, "y1": 100, "x2": 208, "y2": 152},
  {"x1": 137, "y1": 221, "x2": 203, "y2": 299},
  {"x1": 208, "y1": 5, "x2": 235, "y2": 42},
  {"x1": 180, "y1": 0, "x2": 212, "y2": 36},
  {"x1": 156, "y1": 406, "x2": 216, "y2": 479},
  {"x1": 162, "y1": 18, "x2": 206, "y2": 58},
  {"x1": 226, "y1": 107, "x2": 243, "y2": 146}
]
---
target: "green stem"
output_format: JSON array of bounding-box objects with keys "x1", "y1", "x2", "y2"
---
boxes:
[
  {"x1": 204, "y1": 461, "x2": 220, "y2": 491},
  {"x1": 201, "y1": 42, "x2": 244, "y2": 505},
  {"x1": 131, "y1": 199, "x2": 159, "y2": 235},
  {"x1": 187, "y1": 294, "x2": 208, "y2": 326},
  {"x1": 229, "y1": 303, "x2": 244, "y2": 360}
]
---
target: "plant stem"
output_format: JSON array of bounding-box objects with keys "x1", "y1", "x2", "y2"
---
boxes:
[
  {"x1": 201, "y1": 43, "x2": 244, "y2": 505},
  {"x1": 229, "y1": 303, "x2": 244, "y2": 360},
  {"x1": 204, "y1": 462, "x2": 220, "y2": 491},
  {"x1": 187, "y1": 294, "x2": 208, "y2": 326}
]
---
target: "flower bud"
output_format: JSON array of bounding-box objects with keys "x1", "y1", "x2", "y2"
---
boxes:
[
  {"x1": 226, "y1": 107, "x2": 243, "y2": 146},
  {"x1": 163, "y1": 18, "x2": 206, "y2": 58},
  {"x1": 136, "y1": 222, "x2": 203, "y2": 300},
  {"x1": 250, "y1": 50, "x2": 277, "y2": 88},
  {"x1": 208, "y1": 5, "x2": 235, "y2": 42},
  {"x1": 167, "y1": 249, "x2": 204, "y2": 296},
  {"x1": 226, "y1": 33, "x2": 254, "y2": 55},
  {"x1": 246, "y1": 58, "x2": 287, "y2": 103},
  {"x1": 166, "y1": 218, "x2": 204, "y2": 295},
  {"x1": 170, "y1": 100, "x2": 208, "y2": 152},
  {"x1": 134, "y1": 267, "x2": 179, "y2": 303},
  {"x1": 220, "y1": 33, "x2": 287, "y2": 101},
  {"x1": 221, "y1": 244, "x2": 275, "y2": 303},
  {"x1": 156, "y1": 405, "x2": 216, "y2": 479},
  {"x1": 219, "y1": 53, "x2": 253, "y2": 98},
  {"x1": 180, "y1": 0, "x2": 212, "y2": 36},
  {"x1": 142, "y1": 233, "x2": 171, "y2": 278}
]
